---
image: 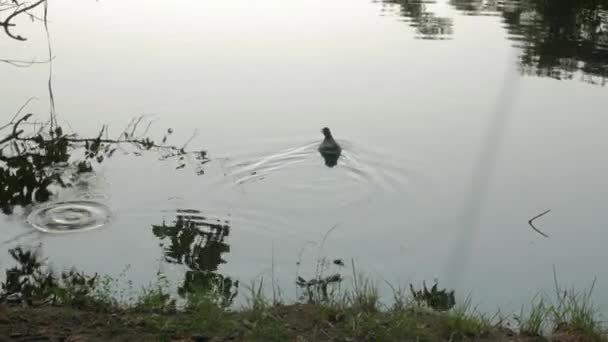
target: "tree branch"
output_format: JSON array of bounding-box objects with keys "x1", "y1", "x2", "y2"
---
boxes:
[{"x1": 0, "y1": 0, "x2": 46, "y2": 41}]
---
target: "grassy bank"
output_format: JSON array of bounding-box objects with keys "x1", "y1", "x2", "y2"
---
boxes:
[
  {"x1": 0, "y1": 285, "x2": 604, "y2": 341},
  {"x1": 0, "y1": 262, "x2": 605, "y2": 341}
]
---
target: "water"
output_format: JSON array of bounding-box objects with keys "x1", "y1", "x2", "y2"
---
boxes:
[
  {"x1": 27, "y1": 200, "x2": 111, "y2": 233},
  {"x1": 1, "y1": 0, "x2": 607, "y2": 314}
]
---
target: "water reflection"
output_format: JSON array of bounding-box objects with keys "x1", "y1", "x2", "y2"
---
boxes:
[
  {"x1": 0, "y1": 245, "x2": 98, "y2": 306},
  {"x1": 1, "y1": 246, "x2": 50, "y2": 305},
  {"x1": 449, "y1": 0, "x2": 502, "y2": 16},
  {"x1": 501, "y1": 1, "x2": 608, "y2": 85},
  {"x1": 152, "y1": 209, "x2": 238, "y2": 303},
  {"x1": 0, "y1": 207, "x2": 239, "y2": 305},
  {"x1": 377, "y1": 0, "x2": 454, "y2": 39},
  {"x1": 0, "y1": 112, "x2": 209, "y2": 216},
  {"x1": 379, "y1": 0, "x2": 608, "y2": 84}
]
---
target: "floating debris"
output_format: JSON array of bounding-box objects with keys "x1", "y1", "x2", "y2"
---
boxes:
[
  {"x1": 333, "y1": 259, "x2": 345, "y2": 267},
  {"x1": 528, "y1": 209, "x2": 551, "y2": 238}
]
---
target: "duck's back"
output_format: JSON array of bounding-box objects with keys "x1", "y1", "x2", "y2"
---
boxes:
[{"x1": 319, "y1": 137, "x2": 342, "y2": 154}]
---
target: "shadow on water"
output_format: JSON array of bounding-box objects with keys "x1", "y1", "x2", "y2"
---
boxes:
[
  {"x1": 378, "y1": 0, "x2": 608, "y2": 85},
  {"x1": 152, "y1": 209, "x2": 238, "y2": 304}
]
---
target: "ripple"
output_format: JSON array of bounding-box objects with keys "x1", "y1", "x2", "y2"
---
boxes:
[
  {"x1": 224, "y1": 142, "x2": 318, "y2": 185},
  {"x1": 212, "y1": 139, "x2": 426, "y2": 211},
  {"x1": 27, "y1": 201, "x2": 111, "y2": 233}
]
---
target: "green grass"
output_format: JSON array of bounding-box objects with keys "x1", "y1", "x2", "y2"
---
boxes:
[
  {"x1": 550, "y1": 274, "x2": 606, "y2": 341},
  {"x1": 513, "y1": 268, "x2": 606, "y2": 341},
  {"x1": 348, "y1": 261, "x2": 380, "y2": 313},
  {"x1": 2, "y1": 257, "x2": 607, "y2": 341},
  {"x1": 515, "y1": 294, "x2": 549, "y2": 337},
  {"x1": 442, "y1": 295, "x2": 493, "y2": 340}
]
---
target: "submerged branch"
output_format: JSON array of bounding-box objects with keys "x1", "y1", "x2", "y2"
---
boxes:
[{"x1": 528, "y1": 209, "x2": 551, "y2": 238}]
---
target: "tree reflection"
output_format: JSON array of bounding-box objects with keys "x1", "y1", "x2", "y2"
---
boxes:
[
  {"x1": 449, "y1": 0, "x2": 501, "y2": 16},
  {"x1": 379, "y1": 0, "x2": 608, "y2": 85},
  {"x1": 377, "y1": 0, "x2": 454, "y2": 39},
  {"x1": 0, "y1": 110, "x2": 209, "y2": 215},
  {"x1": 501, "y1": 0, "x2": 608, "y2": 85},
  {"x1": 152, "y1": 209, "x2": 238, "y2": 305},
  {"x1": 0, "y1": 245, "x2": 103, "y2": 307}
]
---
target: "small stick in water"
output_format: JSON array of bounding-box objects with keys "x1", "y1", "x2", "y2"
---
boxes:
[{"x1": 528, "y1": 209, "x2": 551, "y2": 238}]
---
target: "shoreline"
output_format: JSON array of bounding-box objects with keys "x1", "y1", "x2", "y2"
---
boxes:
[{"x1": 0, "y1": 269, "x2": 604, "y2": 342}]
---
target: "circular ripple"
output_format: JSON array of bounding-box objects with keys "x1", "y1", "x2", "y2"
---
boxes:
[{"x1": 27, "y1": 201, "x2": 111, "y2": 233}]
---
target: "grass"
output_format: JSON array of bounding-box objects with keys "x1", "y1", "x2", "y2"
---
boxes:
[
  {"x1": 550, "y1": 270, "x2": 605, "y2": 341},
  {"x1": 0, "y1": 258, "x2": 606, "y2": 341},
  {"x1": 513, "y1": 268, "x2": 607, "y2": 341},
  {"x1": 516, "y1": 294, "x2": 549, "y2": 337},
  {"x1": 443, "y1": 295, "x2": 493, "y2": 340}
]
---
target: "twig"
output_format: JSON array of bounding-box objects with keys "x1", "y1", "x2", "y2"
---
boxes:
[
  {"x1": 314, "y1": 224, "x2": 340, "y2": 283},
  {"x1": 181, "y1": 128, "x2": 198, "y2": 150},
  {"x1": 0, "y1": 129, "x2": 24, "y2": 145},
  {"x1": 0, "y1": 0, "x2": 46, "y2": 41},
  {"x1": 0, "y1": 97, "x2": 37, "y2": 131},
  {"x1": 0, "y1": 57, "x2": 53, "y2": 67},
  {"x1": 43, "y1": 1, "x2": 56, "y2": 130},
  {"x1": 294, "y1": 240, "x2": 316, "y2": 301},
  {"x1": 528, "y1": 209, "x2": 551, "y2": 238},
  {"x1": 11, "y1": 113, "x2": 33, "y2": 138}
]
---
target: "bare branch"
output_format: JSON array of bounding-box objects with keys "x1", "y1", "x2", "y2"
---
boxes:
[
  {"x1": 0, "y1": 0, "x2": 46, "y2": 41},
  {"x1": 0, "y1": 97, "x2": 37, "y2": 131},
  {"x1": 0, "y1": 56, "x2": 53, "y2": 67}
]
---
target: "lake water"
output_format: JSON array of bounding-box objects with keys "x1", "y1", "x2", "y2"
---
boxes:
[{"x1": 1, "y1": 0, "x2": 608, "y2": 314}]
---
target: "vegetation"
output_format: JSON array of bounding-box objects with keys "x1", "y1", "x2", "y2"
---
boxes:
[
  {"x1": 0, "y1": 108, "x2": 209, "y2": 214},
  {"x1": 0, "y1": 246, "x2": 605, "y2": 341},
  {"x1": 2, "y1": 1, "x2": 607, "y2": 341}
]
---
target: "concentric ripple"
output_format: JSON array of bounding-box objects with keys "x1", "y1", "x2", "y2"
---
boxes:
[{"x1": 27, "y1": 201, "x2": 111, "y2": 233}]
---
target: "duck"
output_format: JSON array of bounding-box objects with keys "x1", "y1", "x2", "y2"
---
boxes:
[{"x1": 318, "y1": 127, "x2": 341, "y2": 167}]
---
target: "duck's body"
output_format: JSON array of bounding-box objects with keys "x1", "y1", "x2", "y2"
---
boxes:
[
  {"x1": 318, "y1": 127, "x2": 342, "y2": 154},
  {"x1": 318, "y1": 127, "x2": 341, "y2": 167}
]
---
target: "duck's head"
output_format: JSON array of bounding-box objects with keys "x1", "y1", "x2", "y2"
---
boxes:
[{"x1": 321, "y1": 127, "x2": 332, "y2": 138}]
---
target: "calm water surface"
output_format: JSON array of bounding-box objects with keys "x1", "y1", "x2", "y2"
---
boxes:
[{"x1": 1, "y1": 0, "x2": 608, "y2": 313}]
